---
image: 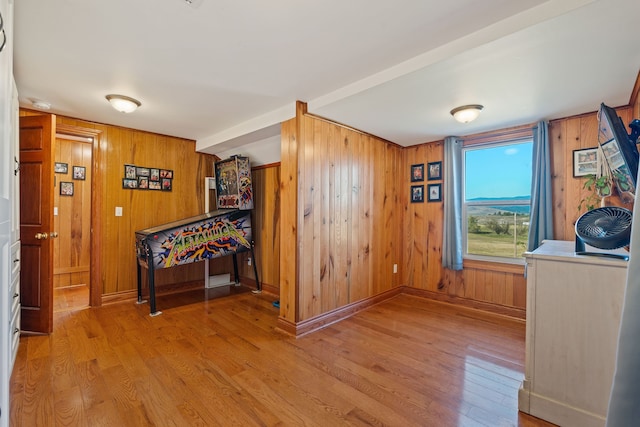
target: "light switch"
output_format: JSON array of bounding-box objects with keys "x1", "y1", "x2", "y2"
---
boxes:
[
  {"x1": 115, "y1": 206, "x2": 123, "y2": 217},
  {"x1": 54, "y1": 207, "x2": 58, "y2": 216}
]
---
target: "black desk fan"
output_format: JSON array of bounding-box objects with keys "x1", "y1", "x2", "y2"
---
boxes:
[{"x1": 575, "y1": 206, "x2": 632, "y2": 261}]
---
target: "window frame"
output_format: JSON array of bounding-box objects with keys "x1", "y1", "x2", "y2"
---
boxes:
[{"x1": 461, "y1": 135, "x2": 533, "y2": 265}]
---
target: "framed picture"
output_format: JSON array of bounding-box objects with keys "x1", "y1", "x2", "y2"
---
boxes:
[
  {"x1": 161, "y1": 178, "x2": 172, "y2": 191},
  {"x1": 122, "y1": 178, "x2": 138, "y2": 189},
  {"x1": 124, "y1": 164, "x2": 137, "y2": 179},
  {"x1": 160, "y1": 169, "x2": 173, "y2": 179},
  {"x1": 428, "y1": 183, "x2": 442, "y2": 202},
  {"x1": 149, "y1": 180, "x2": 162, "y2": 190},
  {"x1": 72, "y1": 166, "x2": 86, "y2": 180},
  {"x1": 60, "y1": 181, "x2": 74, "y2": 196},
  {"x1": 411, "y1": 185, "x2": 424, "y2": 203},
  {"x1": 55, "y1": 162, "x2": 68, "y2": 174},
  {"x1": 411, "y1": 164, "x2": 424, "y2": 182},
  {"x1": 427, "y1": 161, "x2": 442, "y2": 181},
  {"x1": 150, "y1": 168, "x2": 160, "y2": 181},
  {"x1": 573, "y1": 147, "x2": 598, "y2": 177},
  {"x1": 138, "y1": 177, "x2": 149, "y2": 189},
  {"x1": 136, "y1": 167, "x2": 150, "y2": 177}
]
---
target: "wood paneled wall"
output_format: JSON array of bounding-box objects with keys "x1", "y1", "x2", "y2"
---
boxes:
[
  {"x1": 53, "y1": 136, "x2": 92, "y2": 288},
  {"x1": 233, "y1": 164, "x2": 281, "y2": 294},
  {"x1": 549, "y1": 106, "x2": 634, "y2": 241},
  {"x1": 20, "y1": 109, "x2": 216, "y2": 298},
  {"x1": 279, "y1": 103, "x2": 404, "y2": 324}
]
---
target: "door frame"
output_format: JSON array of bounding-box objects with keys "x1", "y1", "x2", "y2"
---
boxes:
[{"x1": 56, "y1": 124, "x2": 103, "y2": 307}]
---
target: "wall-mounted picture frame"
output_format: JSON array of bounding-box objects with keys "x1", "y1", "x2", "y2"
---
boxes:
[
  {"x1": 149, "y1": 181, "x2": 162, "y2": 190},
  {"x1": 124, "y1": 164, "x2": 137, "y2": 179},
  {"x1": 428, "y1": 183, "x2": 442, "y2": 202},
  {"x1": 55, "y1": 162, "x2": 68, "y2": 174},
  {"x1": 60, "y1": 181, "x2": 74, "y2": 196},
  {"x1": 411, "y1": 164, "x2": 424, "y2": 182},
  {"x1": 123, "y1": 178, "x2": 138, "y2": 189},
  {"x1": 573, "y1": 147, "x2": 598, "y2": 177},
  {"x1": 162, "y1": 178, "x2": 172, "y2": 191},
  {"x1": 72, "y1": 166, "x2": 86, "y2": 180},
  {"x1": 160, "y1": 169, "x2": 173, "y2": 179},
  {"x1": 411, "y1": 185, "x2": 424, "y2": 203},
  {"x1": 427, "y1": 161, "x2": 442, "y2": 181},
  {"x1": 150, "y1": 168, "x2": 160, "y2": 181},
  {"x1": 136, "y1": 167, "x2": 150, "y2": 177},
  {"x1": 138, "y1": 177, "x2": 149, "y2": 189}
]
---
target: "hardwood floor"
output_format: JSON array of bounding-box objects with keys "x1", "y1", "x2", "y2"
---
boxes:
[
  {"x1": 53, "y1": 284, "x2": 89, "y2": 313},
  {"x1": 9, "y1": 288, "x2": 555, "y2": 426}
]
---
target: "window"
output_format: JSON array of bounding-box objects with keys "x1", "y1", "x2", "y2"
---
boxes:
[{"x1": 463, "y1": 139, "x2": 533, "y2": 262}]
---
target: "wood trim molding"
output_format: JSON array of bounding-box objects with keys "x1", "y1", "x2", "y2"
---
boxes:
[
  {"x1": 277, "y1": 285, "x2": 525, "y2": 337},
  {"x1": 252, "y1": 162, "x2": 280, "y2": 171},
  {"x1": 276, "y1": 287, "x2": 405, "y2": 337},
  {"x1": 402, "y1": 287, "x2": 526, "y2": 320},
  {"x1": 463, "y1": 259, "x2": 525, "y2": 275},
  {"x1": 629, "y1": 70, "x2": 640, "y2": 108},
  {"x1": 462, "y1": 123, "x2": 534, "y2": 147},
  {"x1": 56, "y1": 123, "x2": 104, "y2": 307}
]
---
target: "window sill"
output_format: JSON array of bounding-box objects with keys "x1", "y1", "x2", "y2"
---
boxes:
[{"x1": 463, "y1": 258, "x2": 525, "y2": 275}]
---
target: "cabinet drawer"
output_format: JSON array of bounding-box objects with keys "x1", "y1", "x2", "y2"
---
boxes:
[
  {"x1": 10, "y1": 240, "x2": 20, "y2": 279},
  {"x1": 11, "y1": 273, "x2": 20, "y2": 315},
  {"x1": 10, "y1": 303, "x2": 20, "y2": 371}
]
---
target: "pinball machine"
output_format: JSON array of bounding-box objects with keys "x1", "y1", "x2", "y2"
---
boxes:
[{"x1": 135, "y1": 208, "x2": 260, "y2": 316}]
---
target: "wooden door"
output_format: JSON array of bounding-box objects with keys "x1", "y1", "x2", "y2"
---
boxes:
[{"x1": 19, "y1": 114, "x2": 56, "y2": 333}]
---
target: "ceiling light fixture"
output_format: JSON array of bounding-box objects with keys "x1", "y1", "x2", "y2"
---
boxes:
[
  {"x1": 31, "y1": 100, "x2": 51, "y2": 110},
  {"x1": 450, "y1": 104, "x2": 484, "y2": 123},
  {"x1": 106, "y1": 94, "x2": 141, "y2": 113}
]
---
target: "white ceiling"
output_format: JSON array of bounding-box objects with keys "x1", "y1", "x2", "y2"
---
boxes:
[{"x1": 13, "y1": 0, "x2": 640, "y2": 165}]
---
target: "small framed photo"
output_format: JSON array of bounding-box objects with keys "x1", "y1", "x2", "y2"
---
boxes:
[
  {"x1": 150, "y1": 168, "x2": 160, "y2": 181},
  {"x1": 160, "y1": 169, "x2": 173, "y2": 179},
  {"x1": 411, "y1": 185, "x2": 424, "y2": 203},
  {"x1": 136, "y1": 167, "x2": 150, "y2": 177},
  {"x1": 55, "y1": 162, "x2": 68, "y2": 174},
  {"x1": 138, "y1": 177, "x2": 149, "y2": 189},
  {"x1": 427, "y1": 161, "x2": 442, "y2": 181},
  {"x1": 123, "y1": 178, "x2": 138, "y2": 189},
  {"x1": 411, "y1": 164, "x2": 424, "y2": 182},
  {"x1": 149, "y1": 180, "x2": 162, "y2": 190},
  {"x1": 72, "y1": 166, "x2": 86, "y2": 180},
  {"x1": 161, "y1": 178, "x2": 172, "y2": 191},
  {"x1": 60, "y1": 181, "x2": 74, "y2": 196},
  {"x1": 428, "y1": 183, "x2": 442, "y2": 202},
  {"x1": 573, "y1": 147, "x2": 598, "y2": 177},
  {"x1": 124, "y1": 164, "x2": 137, "y2": 179}
]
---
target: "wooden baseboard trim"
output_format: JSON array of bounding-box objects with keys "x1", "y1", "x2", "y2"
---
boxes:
[
  {"x1": 238, "y1": 275, "x2": 279, "y2": 298},
  {"x1": 277, "y1": 286, "x2": 405, "y2": 338},
  {"x1": 401, "y1": 287, "x2": 526, "y2": 320},
  {"x1": 102, "y1": 290, "x2": 138, "y2": 305},
  {"x1": 278, "y1": 285, "x2": 525, "y2": 337}
]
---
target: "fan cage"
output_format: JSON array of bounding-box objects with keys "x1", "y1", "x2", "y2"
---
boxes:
[{"x1": 575, "y1": 207, "x2": 632, "y2": 250}]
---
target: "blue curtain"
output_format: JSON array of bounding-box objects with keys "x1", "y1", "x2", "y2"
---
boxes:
[
  {"x1": 606, "y1": 172, "x2": 640, "y2": 425},
  {"x1": 527, "y1": 121, "x2": 553, "y2": 251},
  {"x1": 442, "y1": 136, "x2": 463, "y2": 270}
]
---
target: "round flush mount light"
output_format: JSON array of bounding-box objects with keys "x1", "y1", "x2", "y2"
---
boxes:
[
  {"x1": 106, "y1": 94, "x2": 141, "y2": 113},
  {"x1": 31, "y1": 100, "x2": 51, "y2": 110},
  {"x1": 450, "y1": 104, "x2": 484, "y2": 123}
]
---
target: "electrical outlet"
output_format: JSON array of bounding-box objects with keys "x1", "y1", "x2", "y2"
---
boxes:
[
  {"x1": 247, "y1": 257, "x2": 252, "y2": 266},
  {"x1": 393, "y1": 264, "x2": 398, "y2": 273}
]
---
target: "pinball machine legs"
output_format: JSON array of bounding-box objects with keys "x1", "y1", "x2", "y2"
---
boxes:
[{"x1": 231, "y1": 240, "x2": 262, "y2": 294}]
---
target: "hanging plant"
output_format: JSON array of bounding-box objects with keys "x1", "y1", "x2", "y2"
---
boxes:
[{"x1": 578, "y1": 173, "x2": 612, "y2": 213}]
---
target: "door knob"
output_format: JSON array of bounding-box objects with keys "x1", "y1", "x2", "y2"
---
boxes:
[
  {"x1": 35, "y1": 232, "x2": 49, "y2": 240},
  {"x1": 50, "y1": 232, "x2": 59, "y2": 238}
]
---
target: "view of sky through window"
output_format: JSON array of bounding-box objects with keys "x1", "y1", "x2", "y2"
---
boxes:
[{"x1": 464, "y1": 141, "x2": 533, "y2": 200}]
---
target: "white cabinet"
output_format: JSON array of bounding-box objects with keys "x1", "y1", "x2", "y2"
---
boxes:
[
  {"x1": 0, "y1": 1, "x2": 18, "y2": 424},
  {"x1": 518, "y1": 240, "x2": 628, "y2": 427}
]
